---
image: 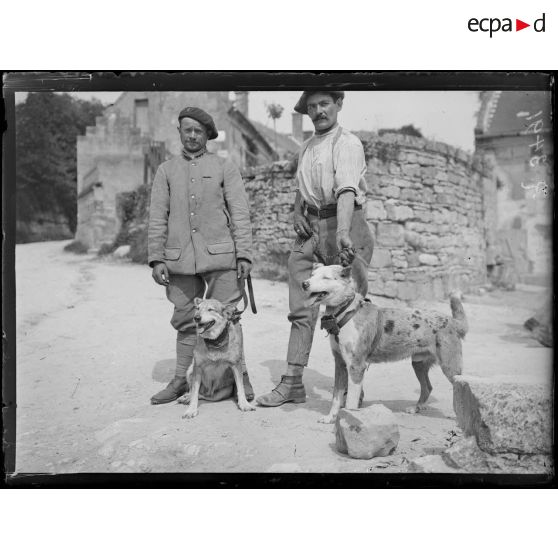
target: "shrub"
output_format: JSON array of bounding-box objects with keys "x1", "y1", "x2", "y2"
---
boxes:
[
  {"x1": 63, "y1": 239, "x2": 90, "y2": 254},
  {"x1": 97, "y1": 242, "x2": 115, "y2": 256},
  {"x1": 128, "y1": 227, "x2": 148, "y2": 264}
]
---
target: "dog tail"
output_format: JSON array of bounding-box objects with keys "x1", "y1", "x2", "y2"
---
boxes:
[{"x1": 449, "y1": 291, "x2": 468, "y2": 339}]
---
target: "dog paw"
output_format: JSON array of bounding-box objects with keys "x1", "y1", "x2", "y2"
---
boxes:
[
  {"x1": 238, "y1": 402, "x2": 256, "y2": 412},
  {"x1": 182, "y1": 408, "x2": 199, "y2": 419},
  {"x1": 318, "y1": 415, "x2": 336, "y2": 424},
  {"x1": 177, "y1": 394, "x2": 191, "y2": 405}
]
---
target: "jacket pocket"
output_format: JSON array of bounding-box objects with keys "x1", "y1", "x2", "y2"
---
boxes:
[
  {"x1": 207, "y1": 241, "x2": 234, "y2": 255},
  {"x1": 164, "y1": 247, "x2": 181, "y2": 260}
]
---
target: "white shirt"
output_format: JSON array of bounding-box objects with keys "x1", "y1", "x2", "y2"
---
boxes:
[{"x1": 296, "y1": 125, "x2": 368, "y2": 209}]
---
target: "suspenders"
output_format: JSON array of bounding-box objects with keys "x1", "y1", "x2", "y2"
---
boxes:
[{"x1": 298, "y1": 125, "x2": 344, "y2": 173}]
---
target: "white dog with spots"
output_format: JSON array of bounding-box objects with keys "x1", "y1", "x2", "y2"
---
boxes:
[{"x1": 303, "y1": 264, "x2": 468, "y2": 423}]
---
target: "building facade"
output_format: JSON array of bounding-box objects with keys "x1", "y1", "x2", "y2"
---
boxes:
[
  {"x1": 475, "y1": 90, "x2": 553, "y2": 283},
  {"x1": 75, "y1": 92, "x2": 299, "y2": 249}
]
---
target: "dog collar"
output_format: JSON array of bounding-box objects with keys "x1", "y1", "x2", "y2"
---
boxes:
[
  {"x1": 204, "y1": 323, "x2": 230, "y2": 349},
  {"x1": 320, "y1": 295, "x2": 358, "y2": 337}
]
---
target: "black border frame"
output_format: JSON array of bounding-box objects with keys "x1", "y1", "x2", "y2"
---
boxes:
[{"x1": 2, "y1": 71, "x2": 556, "y2": 489}]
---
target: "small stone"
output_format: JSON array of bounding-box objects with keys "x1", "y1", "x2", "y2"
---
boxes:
[
  {"x1": 335, "y1": 404, "x2": 400, "y2": 460},
  {"x1": 366, "y1": 200, "x2": 387, "y2": 220},
  {"x1": 370, "y1": 248, "x2": 392, "y2": 268},
  {"x1": 376, "y1": 223, "x2": 405, "y2": 247},
  {"x1": 408, "y1": 454, "x2": 460, "y2": 473},
  {"x1": 113, "y1": 245, "x2": 131, "y2": 258},
  {"x1": 381, "y1": 185, "x2": 401, "y2": 199},
  {"x1": 418, "y1": 254, "x2": 439, "y2": 266},
  {"x1": 441, "y1": 437, "x2": 490, "y2": 472},
  {"x1": 385, "y1": 203, "x2": 414, "y2": 222}
]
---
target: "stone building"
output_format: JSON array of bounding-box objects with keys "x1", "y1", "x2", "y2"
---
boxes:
[
  {"x1": 75, "y1": 92, "x2": 299, "y2": 249},
  {"x1": 475, "y1": 91, "x2": 553, "y2": 284}
]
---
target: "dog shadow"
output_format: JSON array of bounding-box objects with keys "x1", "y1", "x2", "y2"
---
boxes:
[
  {"x1": 152, "y1": 359, "x2": 176, "y2": 382},
  {"x1": 258, "y1": 359, "x2": 333, "y2": 415},
  {"x1": 364, "y1": 398, "x2": 448, "y2": 419}
]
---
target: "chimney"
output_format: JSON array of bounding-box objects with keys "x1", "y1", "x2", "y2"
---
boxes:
[
  {"x1": 234, "y1": 92, "x2": 249, "y2": 116},
  {"x1": 292, "y1": 112, "x2": 303, "y2": 144}
]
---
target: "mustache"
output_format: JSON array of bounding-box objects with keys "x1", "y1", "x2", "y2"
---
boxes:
[{"x1": 312, "y1": 115, "x2": 328, "y2": 121}]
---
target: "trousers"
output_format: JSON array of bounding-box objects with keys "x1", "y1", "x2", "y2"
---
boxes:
[
  {"x1": 166, "y1": 269, "x2": 245, "y2": 378},
  {"x1": 286, "y1": 208, "x2": 374, "y2": 369}
]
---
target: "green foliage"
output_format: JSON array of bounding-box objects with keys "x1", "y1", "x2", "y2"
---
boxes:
[
  {"x1": 63, "y1": 239, "x2": 90, "y2": 254},
  {"x1": 114, "y1": 184, "x2": 151, "y2": 264},
  {"x1": 97, "y1": 242, "x2": 115, "y2": 256},
  {"x1": 16, "y1": 92, "x2": 105, "y2": 240},
  {"x1": 266, "y1": 102, "x2": 284, "y2": 121},
  {"x1": 378, "y1": 124, "x2": 423, "y2": 138}
]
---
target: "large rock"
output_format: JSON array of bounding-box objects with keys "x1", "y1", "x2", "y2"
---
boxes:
[
  {"x1": 442, "y1": 437, "x2": 553, "y2": 474},
  {"x1": 453, "y1": 376, "x2": 552, "y2": 455},
  {"x1": 335, "y1": 404, "x2": 399, "y2": 459}
]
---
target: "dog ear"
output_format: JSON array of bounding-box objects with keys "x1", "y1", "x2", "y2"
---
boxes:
[
  {"x1": 194, "y1": 297, "x2": 202, "y2": 307},
  {"x1": 223, "y1": 304, "x2": 237, "y2": 320},
  {"x1": 340, "y1": 265, "x2": 352, "y2": 278}
]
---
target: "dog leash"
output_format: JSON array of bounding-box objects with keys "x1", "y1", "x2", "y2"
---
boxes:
[
  {"x1": 232, "y1": 274, "x2": 258, "y2": 322},
  {"x1": 246, "y1": 274, "x2": 257, "y2": 314}
]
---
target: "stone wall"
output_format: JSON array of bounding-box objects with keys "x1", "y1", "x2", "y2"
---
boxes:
[{"x1": 243, "y1": 133, "x2": 496, "y2": 301}]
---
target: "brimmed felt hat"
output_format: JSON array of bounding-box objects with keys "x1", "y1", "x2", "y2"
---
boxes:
[
  {"x1": 178, "y1": 107, "x2": 219, "y2": 140},
  {"x1": 293, "y1": 91, "x2": 345, "y2": 115}
]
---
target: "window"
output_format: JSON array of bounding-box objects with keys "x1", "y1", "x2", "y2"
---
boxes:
[{"x1": 134, "y1": 99, "x2": 149, "y2": 135}]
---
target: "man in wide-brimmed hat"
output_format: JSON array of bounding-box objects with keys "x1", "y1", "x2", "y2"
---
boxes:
[
  {"x1": 148, "y1": 106, "x2": 255, "y2": 405},
  {"x1": 256, "y1": 91, "x2": 374, "y2": 407}
]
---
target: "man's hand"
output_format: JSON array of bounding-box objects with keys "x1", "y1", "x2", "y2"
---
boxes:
[
  {"x1": 294, "y1": 212, "x2": 312, "y2": 240},
  {"x1": 152, "y1": 262, "x2": 170, "y2": 286},
  {"x1": 237, "y1": 258, "x2": 252, "y2": 280},
  {"x1": 337, "y1": 230, "x2": 355, "y2": 266}
]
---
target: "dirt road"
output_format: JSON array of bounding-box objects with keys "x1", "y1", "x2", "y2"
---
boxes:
[{"x1": 13, "y1": 241, "x2": 552, "y2": 473}]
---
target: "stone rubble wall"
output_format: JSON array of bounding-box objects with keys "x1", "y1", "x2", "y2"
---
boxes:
[{"x1": 243, "y1": 133, "x2": 496, "y2": 301}]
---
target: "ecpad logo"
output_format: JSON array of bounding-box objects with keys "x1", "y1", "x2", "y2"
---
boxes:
[{"x1": 468, "y1": 13, "x2": 546, "y2": 37}]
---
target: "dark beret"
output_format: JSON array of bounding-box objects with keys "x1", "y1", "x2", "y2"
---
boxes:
[
  {"x1": 294, "y1": 91, "x2": 345, "y2": 115},
  {"x1": 178, "y1": 107, "x2": 219, "y2": 140}
]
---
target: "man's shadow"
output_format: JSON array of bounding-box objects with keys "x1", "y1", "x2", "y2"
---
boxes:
[
  {"x1": 259, "y1": 360, "x2": 450, "y2": 419},
  {"x1": 152, "y1": 359, "x2": 176, "y2": 382}
]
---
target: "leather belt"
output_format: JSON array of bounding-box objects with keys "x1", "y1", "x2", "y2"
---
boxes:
[{"x1": 306, "y1": 204, "x2": 362, "y2": 219}]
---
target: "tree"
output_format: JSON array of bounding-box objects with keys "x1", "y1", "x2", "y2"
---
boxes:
[
  {"x1": 15, "y1": 92, "x2": 105, "y2": 240},
  {"x1": 265, "y1": 102, "x2": 284, "y2": 153},
  {"x1": 378, "y1": 124, "x2": 423, "y2": 138}
]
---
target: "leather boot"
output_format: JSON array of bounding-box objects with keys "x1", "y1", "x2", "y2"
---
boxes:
[
  {"x1": 150, "y1": 377, "x2": 189, "y2": 405},
  {"x1": 256, "y1": 375, "x2": 306, "y2": 407}
]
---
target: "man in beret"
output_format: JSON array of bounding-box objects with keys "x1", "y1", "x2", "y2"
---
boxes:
[
  {"x1": 256, "y1": 91, "x2": 374, "y2": 407},
  {"x1": 149, "y1": 106, "x2": 255, "y2": 404}
]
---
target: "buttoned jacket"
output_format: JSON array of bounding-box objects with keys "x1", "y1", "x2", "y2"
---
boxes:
[{"x1": 148, "y1": 152, "x2": 253, "y2": 275}]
